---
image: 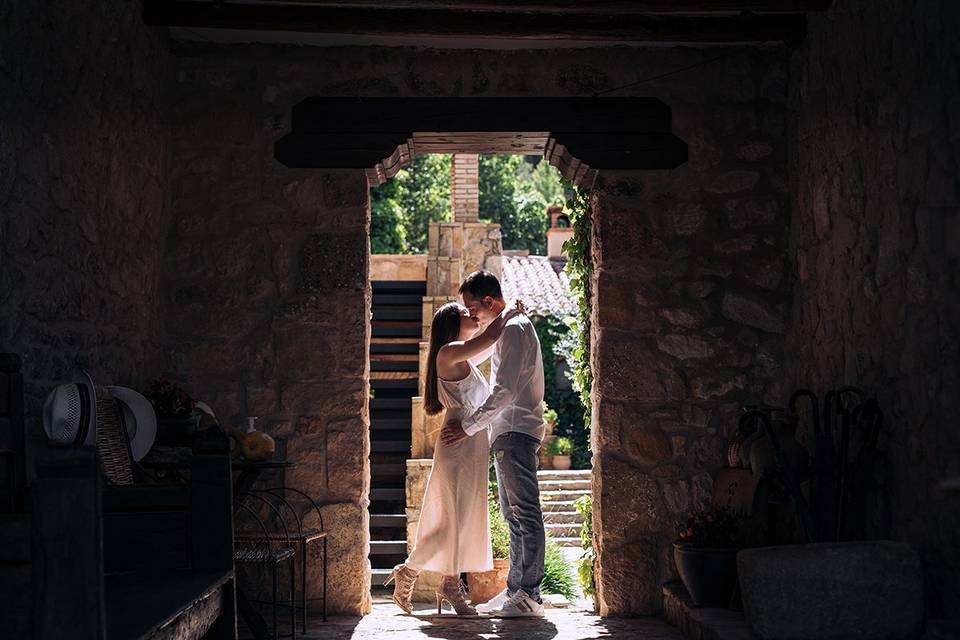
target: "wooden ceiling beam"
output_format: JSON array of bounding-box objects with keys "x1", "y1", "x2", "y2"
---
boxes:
[{"x1": 144, "y1": 2, "x2": 809, "y2": 43}]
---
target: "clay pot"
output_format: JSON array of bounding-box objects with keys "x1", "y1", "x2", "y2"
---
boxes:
[
  {"x1": 467, "y1": 558, "x2": 510, "y2": 604},
  {"x1": 539, "y1": 453, "x2": 553, "y2": 470},
  {"x1": 674, "y1": 543, "x2": 739, "y2": 607},
  {"x1": 552, "y1": 454, "x2": 572, "y2": 470}
]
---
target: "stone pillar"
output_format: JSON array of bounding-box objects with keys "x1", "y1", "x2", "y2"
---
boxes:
[{"x1": 451, "y1": 153, "x2": 479, "y2": 222}]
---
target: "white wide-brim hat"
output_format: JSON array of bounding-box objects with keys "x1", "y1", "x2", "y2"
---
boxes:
[
  {"x1": 105, "y1": 386, "x2": 157, "y2": 462},
  {"x1": 43, "y1": 371, "x2": 98, "y2": 447}
]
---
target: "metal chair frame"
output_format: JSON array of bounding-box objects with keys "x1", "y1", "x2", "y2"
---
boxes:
[
  {"x1": 260, "y1": 487, "x2": 327, "y2": 627},
  {"x1": 234, "y1": 496, "x2": 297, "y2": 639}
]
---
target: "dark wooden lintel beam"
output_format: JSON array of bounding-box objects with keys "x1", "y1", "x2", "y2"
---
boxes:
[
  {"x1": 156, "y1": 0, "x2": 832, "y2": 14},
  {"x1": 144, "y1": 2, "x2": 809, "y2": 43}
]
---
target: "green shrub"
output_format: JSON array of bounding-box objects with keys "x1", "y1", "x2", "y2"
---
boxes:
[
  {"x1": 547, "y1": 436, "x2": 574, "y2": 456},
  {"x1": 540, "y1": 537, "x2": 577, "y2": 600},
  {"x1": 488, "y1": 484, "x2": 511, "y2": 559},
  {"x1": 573, "y1": 495, "x2": 595, "y2": 596}
]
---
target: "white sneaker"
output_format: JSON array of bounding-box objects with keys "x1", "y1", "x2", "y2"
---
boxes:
[
  {"x1": 487, "y1": 590, "x2": 544, "y2": 618},
  {"x1": 475, "y1": 587, "x2": 510, "y2": 614}
]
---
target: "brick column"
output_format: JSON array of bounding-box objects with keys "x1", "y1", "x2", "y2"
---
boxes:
[{"x1": 451, "y1": 153, "x2": 479, "y2": 222}]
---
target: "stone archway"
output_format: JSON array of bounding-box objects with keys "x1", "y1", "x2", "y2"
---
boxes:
[{"x1": 272, "y1": 96, "x2": 695, "y2": 613}]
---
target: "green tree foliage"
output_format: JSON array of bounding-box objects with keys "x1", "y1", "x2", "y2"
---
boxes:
[
  {"x1": 371, "y1": 153, "x2": 565, "y2": 255},
  {"x1": 369, "y1": 154, "x2": 452, "y2": 253},
  {"x1": 479, "y1": 155, "x2": 565, "y2": 254}
]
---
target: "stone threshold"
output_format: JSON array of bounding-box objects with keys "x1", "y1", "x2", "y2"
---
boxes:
[{"x1": 662, "y1": 582, "x2": 757, "y2": 640}]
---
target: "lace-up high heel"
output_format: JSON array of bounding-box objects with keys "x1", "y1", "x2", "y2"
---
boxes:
[
  {"x1": 383, "y1": 563, "x2": 419, "y2": 614},
  {"x1": 435, "y1": 575, "x2": 476, "y2": 615}
]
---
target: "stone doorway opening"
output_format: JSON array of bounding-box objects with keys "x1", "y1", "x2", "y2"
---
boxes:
[{"x1": 365, "y1": 151, "x2": 596, "y2": 609}]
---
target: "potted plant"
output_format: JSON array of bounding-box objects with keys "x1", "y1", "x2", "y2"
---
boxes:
[
  {"x1": 543, "y1": 405, "x2": 558, "y2": 438},
  {"x1": 467, "y1": 486, "x2": 511, "y2": 604},
  {"x1": 539, "y1": 406, "x2": 559, "y2": 470},
  {"x1": 673, "y1": 507, "x2": 741, "y2": 607},
  {"x1": 548, "y1": 436, "x2": 574, "y2": 470}
]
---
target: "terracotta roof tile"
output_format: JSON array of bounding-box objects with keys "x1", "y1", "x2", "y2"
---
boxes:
[{"x1": 500, "y1": 255, "x2": 577, "y2": 319}]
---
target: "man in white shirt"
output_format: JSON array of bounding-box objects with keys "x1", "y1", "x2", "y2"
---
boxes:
[{"x1": 441, "y1": 270, "x2": 546, "y2": 618}]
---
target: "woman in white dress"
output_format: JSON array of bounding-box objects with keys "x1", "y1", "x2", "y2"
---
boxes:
[{"x1": 384, "y1": 300, "x2": 524, "y2": 615}]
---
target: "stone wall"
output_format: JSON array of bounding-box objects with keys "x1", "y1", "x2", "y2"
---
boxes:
[
  {"x1": 163, "y1": 57, "x2": 372, "y2": 614},
  {"x1": 369, "y1": 254, "x2": 428, "y2": 281},
  {"x1": 786, "y1": 0, "x2": 960, "y2": 617},
  {"x1": 589, "y1": 52, "x2": 792, "y2": 614},
  {"x1": 0, "y1": 1, "x2": 172, "y2": 445}
]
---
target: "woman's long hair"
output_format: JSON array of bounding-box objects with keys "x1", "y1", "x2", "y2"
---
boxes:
[{"x1": 424, "y1": 303, "x2": 464, "y2": 415}]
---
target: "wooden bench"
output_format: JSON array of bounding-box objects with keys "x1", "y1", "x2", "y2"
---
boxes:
[{"x1": 2, "y1": 448, "x2": 237, "y2": 640}]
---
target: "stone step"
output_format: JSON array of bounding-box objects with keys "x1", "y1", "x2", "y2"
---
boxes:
[
  {"x1": 371, "y1": 463, "x2": 406, "y2": 478},
  {"x1": 371, "y1": 293, "x2": 423, "y2": 306},
  {"x1": 540, "y1": 499, "x2": 578, "y2": 512},
  {"x1": 370, "y1": 341, "x2": 420, "y2": 355},
  {"x1": 371, "y1": 419, "x2": 412, "y2": 431},
  {"x1": 371, "y1": 441, "x2": 410, "y2": 454},
  {"x1": 371, "y1": 281, "x2": 426, "y2": 295},
  {"x1": 540, "y1": 489, "x2": 590, "y2": 502},
  {"x1": 372, "y1": 325, "x2": 421, "y2": 339},
  {"x1": 543, "y1": 511, "x2": 583, "y2": 524},
  {"x1": 538, "y1": 479, "x2": 591, "y2": 492},
  {"x1": 372, "y1": 306, "x2": 421, "y2": 322},
  {"x1": 369, "y1": 514, "x2": 407, "y2": 528},
  {"x1": 536, "y1": 469, "x2": 592, "y2": 481},
  {"x1": 369, "y1": 540, "x2": 407, "y2": 555},
  {"x1": 545, "y1": 522, "x2": 582, "y2": 538},
  {"x1": 370, "y1": 568, "x2": 394, "y2": 586},
  {"x1": 371, "y1": 360, "x2": 419, "y2": 373},
  {"x1": 370, "y1": 487, "x2": 405, "y2": 502},
  {"x1": 549, "y1": 536, "x2": 582, "y2": 548},
  {"x1": 370, "y1": 398, "x2": 413, "y2": 411}
]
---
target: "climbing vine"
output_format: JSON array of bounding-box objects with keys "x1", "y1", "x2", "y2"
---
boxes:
[
  {"x1": 559, "y1": 181, "x2": 593, "y2": 434},
  {"x1": 533, "y1": 317, "x2": 589, "y2": 469}
]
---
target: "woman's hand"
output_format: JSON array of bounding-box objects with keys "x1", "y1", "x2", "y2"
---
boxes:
[{"x1": 504, "y1": 298, "x2": 527, "y2": 321}]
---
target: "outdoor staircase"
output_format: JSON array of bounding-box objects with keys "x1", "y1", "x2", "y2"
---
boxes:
[
  {"x1": 539, "y1": 469, "x2": 592, "y2": 547},
  {"x1": 368, "y1": 280, "x2": 425, "y2": 588}
]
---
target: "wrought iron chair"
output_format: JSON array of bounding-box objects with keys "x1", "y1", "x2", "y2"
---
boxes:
[
  {"x1": 234, "y1": 496, "x2": 297, "y2": 639},
  {"x1": 242, "y1": 488, "x2": 327, "y2": 631}
]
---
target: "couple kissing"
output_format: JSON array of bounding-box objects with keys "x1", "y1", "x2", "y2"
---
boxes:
[{"x1": 383, "y1": 270, "x2": 547, "y2": 618}]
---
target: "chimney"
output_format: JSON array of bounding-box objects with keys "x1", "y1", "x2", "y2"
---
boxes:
[
  {"x1": 546, "y1": 205, "x2": 573, "y2": 260},
  {"x1": 451, "y1": 153, "x2": 479, "y2": 222}
]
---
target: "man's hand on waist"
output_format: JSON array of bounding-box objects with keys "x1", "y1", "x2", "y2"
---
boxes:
[{"x1": 441, "y1": 419, "x2": 468, "y2": 445}]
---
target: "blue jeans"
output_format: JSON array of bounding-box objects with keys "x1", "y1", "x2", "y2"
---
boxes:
[{"x1": 493, "y1": 432, "x2": 545, "y2": 601}]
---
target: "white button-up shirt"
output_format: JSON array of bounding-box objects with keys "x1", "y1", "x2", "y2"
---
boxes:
[{"x1": 461, "y1": 313, "x2": 545, "y2": 443}]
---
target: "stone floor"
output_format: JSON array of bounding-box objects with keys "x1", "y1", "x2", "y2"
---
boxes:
[{"x1": 245, "y1": 599, "x2": 685, "y2": 640}]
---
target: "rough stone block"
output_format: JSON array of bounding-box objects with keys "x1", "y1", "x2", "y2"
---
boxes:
[
  {"x1": 302, "y1": 502, "x2": 372, "y2": 615},
  {"x1": 738, "y1": 542, "x2": 923, "y2": 640}
]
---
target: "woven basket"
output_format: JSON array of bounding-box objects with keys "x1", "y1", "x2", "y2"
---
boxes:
[{"x1": 95, "y1": 387, "x2": 134, "y2": 485}]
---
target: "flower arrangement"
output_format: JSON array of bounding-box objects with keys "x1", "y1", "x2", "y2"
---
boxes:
[
  {"x1": 144, "y1": 378, "x2": 197, "y2": 419},
  {"x1": 676, "y1": 507, "x2": 740, "y2": 548}
]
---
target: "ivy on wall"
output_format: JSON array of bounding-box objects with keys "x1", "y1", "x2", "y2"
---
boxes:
[{"x1": 559, "y1": 181, "x2": 593, "y2": 436}]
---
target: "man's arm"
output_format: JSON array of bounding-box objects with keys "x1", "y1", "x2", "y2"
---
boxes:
[{"x1": 460, "y1": 323, "x2": 526, "y2": 436}]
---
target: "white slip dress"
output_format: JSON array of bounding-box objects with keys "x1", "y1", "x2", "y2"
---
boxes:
[{"x1": 405, "y1": 363, "x2": 493, "y2": 575}]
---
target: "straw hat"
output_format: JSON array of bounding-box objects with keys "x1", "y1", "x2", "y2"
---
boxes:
[
  {"x1": 42, "y1": 371, "x2": 98, "y2": 446},
  {"x1": 105, "y1": 386, "x2": 157, "y2": 462}
]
